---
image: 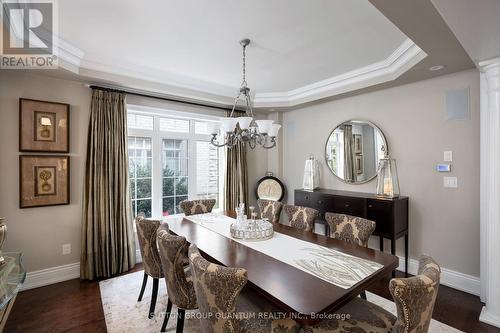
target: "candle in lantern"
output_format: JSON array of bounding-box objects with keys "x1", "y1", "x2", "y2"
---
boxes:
[{"x1": 383, "y1": 178, "x2": 393, "y2": 195}]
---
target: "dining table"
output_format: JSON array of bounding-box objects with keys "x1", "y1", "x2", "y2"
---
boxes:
[{"x1": 165, "y1": 210, "x2": 399, "y2": 325}]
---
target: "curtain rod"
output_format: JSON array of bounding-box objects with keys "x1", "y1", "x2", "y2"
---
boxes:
[{"x1": 88, "y1": 85, "x2": 236, "y2": 112}]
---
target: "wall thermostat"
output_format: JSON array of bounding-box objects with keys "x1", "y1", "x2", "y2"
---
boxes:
[{"x1": 437, "y1": 164, "x2": 451, "y2": 172}]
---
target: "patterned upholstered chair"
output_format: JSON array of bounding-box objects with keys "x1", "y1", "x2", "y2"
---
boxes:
[
  {"x1": 188, "y1": 245, "x2": 301, "y2": 333},
  {"x1": 325, "y1": 213, "x2": 376, "y2": 247},
  {"x1": 135, "y1": 216, "x2": 164, "y2": 319},
  {"x1": 283, "y1": 204, "x2": 320, "y2": 232},
  {"x1": 179, "y1": 199, "x2": 216, "y2": 216},
  {"x1": 257, "y1": 199, "x2": 283, "y2": 223},
  {"x1": 302, "y1": 255, "x2": 441, "y2": 333},
  {"x1": 157, "y1": 223, "x2": 197, "y2": 332}
]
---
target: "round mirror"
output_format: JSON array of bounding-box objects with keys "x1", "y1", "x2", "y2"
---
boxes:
[{"x1": 325, "y1": 120, "x2": 387, "y2": 184}]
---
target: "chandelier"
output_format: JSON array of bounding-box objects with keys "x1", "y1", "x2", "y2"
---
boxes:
[{"x1": 208, "y1": 39, "x2": 281, "y2": 149}]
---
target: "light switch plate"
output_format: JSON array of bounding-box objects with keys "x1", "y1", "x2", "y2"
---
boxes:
[
  {"x1": 62, "y1": 243, "x2": 71, "y2": 255},
  {"x1": 444, "y1": 177, "x2": 458, "y2": 188},
  {"x1": 444, "y1": 151, "x2": 453, "y2": 162}
]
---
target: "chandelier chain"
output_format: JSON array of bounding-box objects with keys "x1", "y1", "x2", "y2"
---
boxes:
[{"x1": 242, "y1": 42, "x2": 247, "y2": 88}]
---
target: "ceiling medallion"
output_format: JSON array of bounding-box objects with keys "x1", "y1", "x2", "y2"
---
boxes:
[{"x1": 208, "y1": 39, "x2": 281, "y2": 149}]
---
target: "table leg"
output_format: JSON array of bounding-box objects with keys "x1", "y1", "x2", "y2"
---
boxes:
[
  {"x1": 391, "y1": 238, "x2": 396, "y2": 278},
  {"x1": 405, "y1": 233, "x2": 409, "y2": 277}
]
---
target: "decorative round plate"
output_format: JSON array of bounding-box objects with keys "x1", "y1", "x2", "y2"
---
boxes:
[{"x1": 255, "y1": 175, "x2": 285, "y2": 201}]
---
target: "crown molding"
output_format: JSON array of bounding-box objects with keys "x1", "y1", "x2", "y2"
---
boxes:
[
  {"x1": 5, "y1": 9, "x2": 426, "y2": 109},
  {"x1": 253, "y1": 39, "x2": 427, "y2": 107}
]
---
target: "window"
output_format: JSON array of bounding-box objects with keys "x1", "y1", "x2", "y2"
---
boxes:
[
  {"x1": 127, "y1": 106, "x2": 224, "y2": 218},
  {"x1": 128, "y1": 137, "x2": 152, "y2": 217},
  {"x1": 162, "y1": 139, "x2": 189, "y2": 215}
]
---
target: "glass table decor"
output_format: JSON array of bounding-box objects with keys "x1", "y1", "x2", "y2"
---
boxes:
[
  {"x1": 0, "y1": 252, "x2": 26, "y2": 309},
  {"x1": 0, "y1": 252, "x2": 26, "y2": 332},
  {"x1": 230, "y1": 218, "x2": 274, "y2": 241}
]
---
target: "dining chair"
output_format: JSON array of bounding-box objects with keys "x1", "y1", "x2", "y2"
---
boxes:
[
  {"x1": 179, "y1": 199, "x2": 216, "y2": 216},
  {"x1": 188, "y1": 244, "x2": 301, "y2": 333},
  {"x1": 325, "y1": 213, "x2": 376, "y2": 299},
  {"x1": 302, "y1": 255, "x2": 441, "y2": 333},
  {"x1": 257, "y1": 198, "x2": 283, "y2": 223},
  {"x1": 157, "y1": 223, "x2": 197, "y2": 333},
  {"x1": 325, "y1": 213, "x2": 376, "y2": 247},
  {"x1": 135, "y1": 216, "x2": 164, "y2": 319},
  {"x1": 283, "y1": 204, "x2": 320, "y2": 232}
]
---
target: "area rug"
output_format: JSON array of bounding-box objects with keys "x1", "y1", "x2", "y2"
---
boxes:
[{"x1": 99, "y1": 270, "x2": 463, "y2": 333}]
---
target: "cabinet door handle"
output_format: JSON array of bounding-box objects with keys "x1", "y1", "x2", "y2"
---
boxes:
[
  {"x1": 345, "y1": 203, "x2": 350, "y2": 208},
  {"x1": 368, "y1": 204, "x2": 373, "y2": 208},
  {"x1": 318, "y1": 200, "x2": 323, "y2": 204},
  {"x1": 305, "y1": 195, "x2": 309, "y2": 200}
]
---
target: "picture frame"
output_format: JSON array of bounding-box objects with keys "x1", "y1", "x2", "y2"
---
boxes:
[
  {"x1": 354, "y1": 134, "x2": 363, "y2": 154},
  {"x1": 19, "y1": 98, "x2": 70, "y2": 152},
  {"x1": 19, "y1": 155, "x2": 70, "y2": 208},
  {"x1": 355, "y1": 155, "x2": 364, "y2": 175}
]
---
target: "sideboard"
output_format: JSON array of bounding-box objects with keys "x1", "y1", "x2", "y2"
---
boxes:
[{"x1": 294, "y1": 188, "x2": 409, "y2": 276}]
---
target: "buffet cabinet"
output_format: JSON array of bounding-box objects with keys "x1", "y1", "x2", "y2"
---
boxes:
[{"x1": 295, "y1": 188, "x2": 409, "y2": 275}]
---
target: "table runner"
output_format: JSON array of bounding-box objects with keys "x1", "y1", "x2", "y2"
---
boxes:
[{"x1": 167, "y1": 213, "x2": 382, "y2": 289}]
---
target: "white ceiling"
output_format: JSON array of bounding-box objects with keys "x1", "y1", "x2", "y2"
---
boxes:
[
  {"x1": 431, "y1": 0, "x2": 500, "y2": 64},
  {"x1": 50, "y1": 0, "x2": 425, "y2": 106}
]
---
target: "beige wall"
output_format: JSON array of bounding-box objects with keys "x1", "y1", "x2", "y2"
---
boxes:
[
  {"x1": 0, "y1": 71, "x2": 91, "y2": 272},
  {"x1": 0, "y1": 71, "x2": 269, "y2": 273},
  {"x1": 279, "y1": 69, "x2": 480, "y2": 276}
]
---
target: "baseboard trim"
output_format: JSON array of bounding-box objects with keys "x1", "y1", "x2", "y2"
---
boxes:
[
  {"x1": 21, "y1": 262, "x2": 80, "y2": 291},
  {"x1": 22, "y1": 251, "x2": 143, "y2": 291},
  {"x1": 480, "y1": 306, "x2": 500, "y2": 328},
  {"x1": 397, "y1": 256, "x2": 480, "y2": 296}
]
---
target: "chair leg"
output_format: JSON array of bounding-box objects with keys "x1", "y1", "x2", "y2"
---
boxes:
[
  {"x1": 148, "y1": 278, "x2": 159, "y2": 319},
  {"x1": 137, "y1": 272, "x2": 148, "y2": 302},
  {"x1": 161, "y1": 298, "x2": 173, "y2": 332},
  {"x1": 360, "y1": 291, "x2": 367, "y2": 300},
  {"x1": 176, "y1": 308, "x2": 185, "y2": 333}
]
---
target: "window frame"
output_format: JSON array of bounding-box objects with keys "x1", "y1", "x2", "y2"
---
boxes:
[{"x1": 127, "y1": 104, "x2": 225, "y2": 218}]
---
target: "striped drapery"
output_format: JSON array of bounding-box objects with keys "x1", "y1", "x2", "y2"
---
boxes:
[
  {"x1": 80, "y1": 89, "x2": 136, "y2": 280},
  {"x1": 223, "y1": 111, "x2": 248, "y2": 212}
]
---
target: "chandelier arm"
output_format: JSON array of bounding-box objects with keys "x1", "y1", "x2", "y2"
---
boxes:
[
  {"x1": 262, "y1": 137, "x2": 277, "y2": 149},
  {"x1": 210, "y1": 135, "x2": 230, "y2": 148},
  {"x1": 229, "y1": 91, "x2": 242, "y2": 118},
  {"x1": 245, "y1": 93, "x2": 254, "y2": 118}
]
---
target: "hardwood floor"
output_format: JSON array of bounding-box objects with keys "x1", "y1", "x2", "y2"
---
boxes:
[{"x1": 5, "y1": 267, "x2": 500, "y2": 333}]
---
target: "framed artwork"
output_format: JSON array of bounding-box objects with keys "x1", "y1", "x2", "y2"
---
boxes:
[
  {"x1": 20, "y1": 155, "x2": 70, "y2": 208},
  {"x1": 19, "y1": 98, "x2": 70, "y2": 152},
  {"x1": 355, "y1": 155, "x2": 364, "y2": 175},
  {"x1": 354, "y1": 134, "x2": 363, "y2": 154}
]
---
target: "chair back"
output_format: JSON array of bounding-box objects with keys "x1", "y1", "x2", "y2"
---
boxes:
[
  {"x1": 135, "y1": 216, "x2": 163, "y2": 278},
  {"x1": 257, "y1": 199, "x2": 283, "y2": 223},
  {"x1": 325, "y1": 212, "x2": 375, "y2": 247},
  {"x1": 283, "y1": 205, "x2": 319, "y2": 232},
  {"x1": 180, "y1": 199, "x2": 216, "y2": 216},
  {"x1": 389, "y1": 255, "x2": 441, "y2": 333},
  {"x1": 188, "y1": 245, "x2": 247, "y2": 332},
  {"x1": 157, "y1": 223, "x2": 197, "y2": 309}
]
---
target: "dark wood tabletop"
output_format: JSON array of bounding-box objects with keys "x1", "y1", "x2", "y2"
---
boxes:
[{"x1": 166, "y1": 211, "x2": 398, "y2": 324}]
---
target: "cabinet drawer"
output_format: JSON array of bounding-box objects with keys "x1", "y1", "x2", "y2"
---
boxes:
[
  {"x1": 367, "y1": 199, "x2": 394, "y2": 235},
  {"x1": 294, "y1": 190, "x2": 314, "y2": 207},
  {"x1": 332, "y1": 197, "x2": 365, "y2": 216}
]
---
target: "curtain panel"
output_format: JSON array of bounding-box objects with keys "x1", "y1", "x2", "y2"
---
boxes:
[
  {"x1": 343, "y1": 124, "x2": 355, "y2": 182},
  {"x1": 224, "y1": 111, "x2": 249, "y2": 212},
  {"x1": 81, "y1": 89, "x2": 136, "y2": 280}
]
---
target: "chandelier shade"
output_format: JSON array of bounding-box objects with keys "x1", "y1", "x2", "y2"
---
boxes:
[{"x1": 210, "y1": 39, "x2": 280, "y2": 149}]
